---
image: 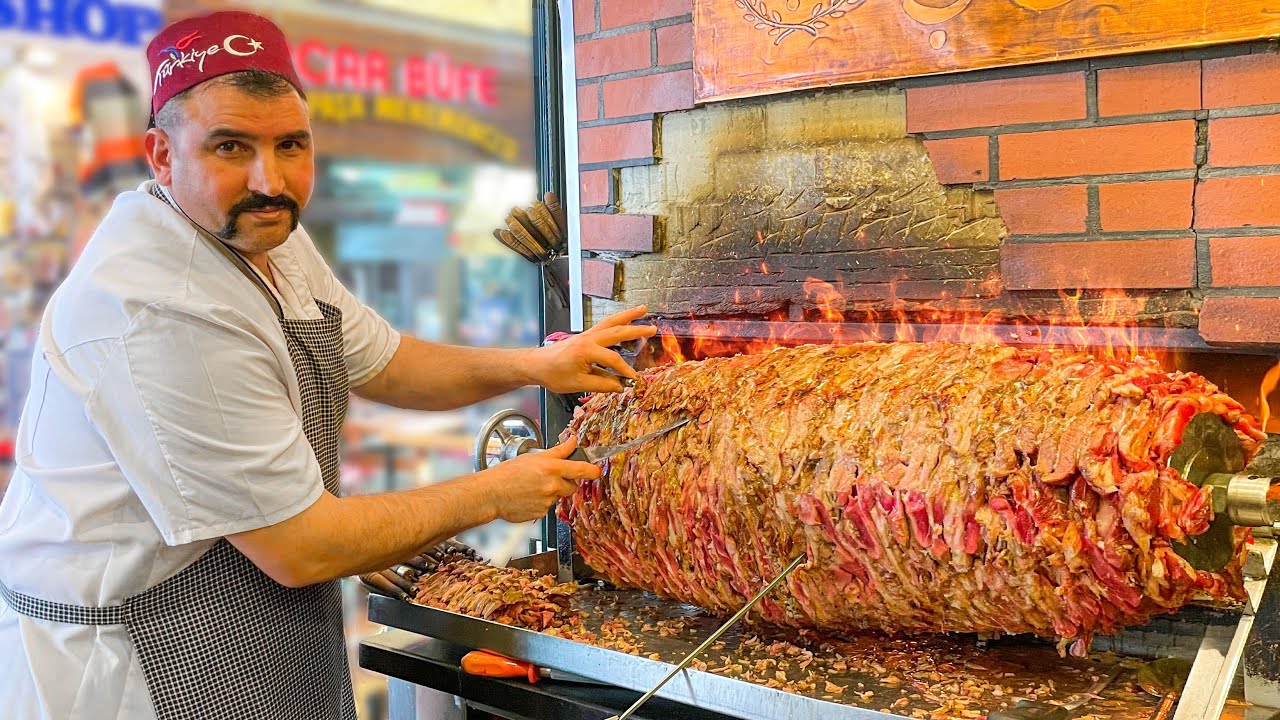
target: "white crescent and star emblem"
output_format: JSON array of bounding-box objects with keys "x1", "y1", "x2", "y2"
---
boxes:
[{"x1": 223, "y1": 35, "x2": 266, "y2": 57}]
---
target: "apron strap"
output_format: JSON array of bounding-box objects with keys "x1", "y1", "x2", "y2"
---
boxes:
[{"x1": 0, "y1": 578, "x2": 126, "y2": 625}]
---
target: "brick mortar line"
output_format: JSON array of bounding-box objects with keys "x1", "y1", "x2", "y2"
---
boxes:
[
  {"x1": 1084, "y1": 68, "x2": 1099, "y2": 120},
  {"x1": 1005, "y1": 232, "x2": 1196, "y2": 244},
  {"x1": 1207, "y1": 104, "x2": 1280, "y2": 119},
  {"x1": 1195, "y1": 233, "x2": 1213, "y2": 290},
  {"x1": 895, "y1": 40, "x2": 1276, "y2": 89},
  {"x1": 1007, "y1": 227, "x2": 1280, "y2": 242},
  {"x1": 1195, "y1": 227, "x2": 1280, "y2": 237},
  {"x1": 1193, "y1": 115, "x2": 1210, "y2": 288},
  {"x1": 975, "y1": 169, "x2": 1196, "y2": 189},
  {"x1": 579, "y1": 158, "x2": 656, "y2": 172},
  {"x1": 989, "y1": 135, "x2": 1000, "y2": 183},
  {"x1": 1199, "y1": 165, "x2": 1280, "y2": 178},
  {"x1": 918, "y1": 105, "x2": 1280, "y2": 139},
  {"x1": 579, "y1": 114, "x2": 655, "y2": 128},
  {"x1": 1201, "y1": 287, "x2": 1280, "y2": 297},
  {"x1": 577, "y1": 61, "x2": 695, "y2": 84},
  {"x1": 916, "y1": 112, "x2": 1200, "y2": 139},
  {"x1": 1085, "y1": 184, "x2": 1100, "y2": 234},
  {"x1": 575, "y1": 14, "x2": 692, "y2": 41}
]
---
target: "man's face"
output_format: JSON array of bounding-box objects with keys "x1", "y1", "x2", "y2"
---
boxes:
[{"x1": 145, "y1": 82, "x2": 314, "y2": 257}]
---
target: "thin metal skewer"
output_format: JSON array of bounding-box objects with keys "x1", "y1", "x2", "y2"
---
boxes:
[{"x1": 606, "y1": 552, "x2": 808, "y2": 720}]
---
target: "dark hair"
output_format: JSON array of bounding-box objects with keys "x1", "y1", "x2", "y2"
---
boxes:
[{"x1": 152, "y1": 69, "x2": 303, "y2": 131}]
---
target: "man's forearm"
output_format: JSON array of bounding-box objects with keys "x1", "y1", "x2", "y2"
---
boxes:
[
  {"x1": 229, "y1": 477, "x2": 499, "y2": 587},
  {"x1": 354, "y1": 336, "x2": 536, "y2": 410}
]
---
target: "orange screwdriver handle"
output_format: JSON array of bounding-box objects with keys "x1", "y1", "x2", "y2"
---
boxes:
[{"x1": 461, "y1": 651, "x2": 540, "y2": 684}]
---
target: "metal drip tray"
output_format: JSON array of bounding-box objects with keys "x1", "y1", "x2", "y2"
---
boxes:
[{"x1": 369, "y1": 585, "x2": 1180, "y2": 720}]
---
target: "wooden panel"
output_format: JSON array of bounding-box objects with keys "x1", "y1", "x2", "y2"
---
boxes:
[{"x1": 694, "y1": 0, "x2": 1280, "y2": 103}]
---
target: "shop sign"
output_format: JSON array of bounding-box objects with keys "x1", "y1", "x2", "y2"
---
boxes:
[
  {"x1": 294, "y1": 38, "x2": 519, "y2": 163},
  {"x1": 294, "y1": 40, "x2": 499, "y2": 107},
  {"x1": 0, "y1": 0, "x2": 161, "y2": 47}
]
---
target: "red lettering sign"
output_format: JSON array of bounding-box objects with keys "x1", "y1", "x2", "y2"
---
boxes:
[{"x1": 292, "y1": 39, "x2": 496, "y2": 106}]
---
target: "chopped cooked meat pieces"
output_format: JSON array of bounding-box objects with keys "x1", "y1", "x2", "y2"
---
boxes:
[
  {"x1": 411, "y1": 557, "x2": 583, "y2": 632},
  {"x1": 558, "y1": 342, "x2": 1263, "y2": 653}
]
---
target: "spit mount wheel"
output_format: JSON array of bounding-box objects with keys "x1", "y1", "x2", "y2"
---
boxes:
[
  {"x1": 474, "y1": 410, "x2": 544, "y2": 472},
  {"x1": 1168, "y1": 413, "x2": 1280, "y2": 572}
]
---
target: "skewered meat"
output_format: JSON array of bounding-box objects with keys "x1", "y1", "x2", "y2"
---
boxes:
[
  {"x1": 558, "y1": 342, "x2": 1265, "y2": 654},
  {"x1": 412, "y1": 557, "x2": 584, "y2": 632}
]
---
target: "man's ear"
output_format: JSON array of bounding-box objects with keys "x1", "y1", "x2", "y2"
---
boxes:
[{"x1": 144, "y1": 127, "x2": 174, "y2": 186}]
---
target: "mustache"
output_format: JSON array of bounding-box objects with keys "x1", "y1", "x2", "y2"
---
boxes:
[{"x1": 216, "y1": 193, "x2": 301, "y2": 239}]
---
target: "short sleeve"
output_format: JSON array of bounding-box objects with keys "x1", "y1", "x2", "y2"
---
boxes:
[
  {"x1": 289, "y1": 230, "x2": 401, "y2": 386},
  {"x1": 85, "y1": 301, "x2": 324, "y2": 546}
]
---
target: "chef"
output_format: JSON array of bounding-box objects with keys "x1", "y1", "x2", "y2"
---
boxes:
[{"x1": 0, "y1": 10, "x2": 652, "y2": 720}]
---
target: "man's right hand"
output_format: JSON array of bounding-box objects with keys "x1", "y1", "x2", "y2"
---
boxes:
[
  {"x1": 478, "y1": 436, "x2": 601, "y2": 523},
  {"x1": 230, "y1": 438, "x2": 600, "y2": 588}
]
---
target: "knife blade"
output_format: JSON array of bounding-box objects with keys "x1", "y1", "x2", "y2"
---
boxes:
[{"x1": 570, "y1": 417, "x2": 690, "y2": 464}]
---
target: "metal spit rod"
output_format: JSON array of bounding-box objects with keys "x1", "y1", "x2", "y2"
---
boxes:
[{"x1": 606, "y1": 552, "x2": 809, "y2": 720}]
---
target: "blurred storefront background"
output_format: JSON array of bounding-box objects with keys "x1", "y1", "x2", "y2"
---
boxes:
[{"x1": 0, "y1": 2, "x2": 542, "y2": 716}]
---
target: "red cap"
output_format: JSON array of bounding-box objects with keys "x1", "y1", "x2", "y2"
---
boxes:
[{"x1": 146, "y1": 11, "x2": 304, "y2": 116}]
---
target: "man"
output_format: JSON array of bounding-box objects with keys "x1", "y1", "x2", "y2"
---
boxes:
[{"x1": 0, "y1": 11, "x2": 653, "y2": 720}]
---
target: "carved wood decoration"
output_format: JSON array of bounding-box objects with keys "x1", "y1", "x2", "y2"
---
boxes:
[{"x1": 694, "y1": 0, "x2": 1280, "y2": 102}]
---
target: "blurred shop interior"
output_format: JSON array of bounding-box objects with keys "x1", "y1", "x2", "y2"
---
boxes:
[{"x1": 0, "y1": 1, "x2": 542, "y2": 717}]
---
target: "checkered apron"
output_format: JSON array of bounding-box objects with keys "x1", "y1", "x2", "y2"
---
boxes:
[{"x1": 0, "y1": 191, "x2": 358, "y2": 720}]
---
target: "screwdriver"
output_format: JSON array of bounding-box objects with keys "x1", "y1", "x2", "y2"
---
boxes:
[{"x1": 461, "y1": 650, "x2": 607, "y2": 685}]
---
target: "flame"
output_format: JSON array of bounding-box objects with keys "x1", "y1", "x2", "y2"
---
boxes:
[
  {"x1": 659, "y1": 331, "x2": 686, "y2": 364},
  {"x1": 803, "y1": 278, "x2": 846, "y2": 322},
  {"x1": 651, "y1": 273, "x2": 1181, "y2": 369},
  {"x1": 1260, "y1": 358, "x2": 1280, "y2": 431}
]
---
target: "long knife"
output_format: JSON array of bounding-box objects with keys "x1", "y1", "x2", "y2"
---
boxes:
[
  {"x1": 605, "y1": 552, "x2": 809, "y2": 720},
  {"x1": 569, "y1": 417, "x2": 690, "y2": 464}
]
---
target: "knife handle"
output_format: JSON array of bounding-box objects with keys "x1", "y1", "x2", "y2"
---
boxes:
[
  {"x1": 568, "y1": 448, "x2": 592, "y2": 463},
  {"x1": 380, "y1": 569, "x2": 415, "y2": 593},
  {"x1": 462, "y1": 651, "x2": 540, "y2": 683},
  {"x1": 360, "y1": 572, "x2": 409, "y2": 601}
]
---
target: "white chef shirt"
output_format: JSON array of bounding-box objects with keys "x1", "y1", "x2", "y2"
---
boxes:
[{"x1": 0, "y1": 181, "x2": 401, "y2": 719}]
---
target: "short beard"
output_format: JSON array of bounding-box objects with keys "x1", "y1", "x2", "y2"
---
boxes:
[{"x1": 216, "y1": 193, "x2": 301, "y2": 240}]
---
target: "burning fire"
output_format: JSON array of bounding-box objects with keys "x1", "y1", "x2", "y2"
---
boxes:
[
  {"x1": 646, "y1": 276, "x2": 1280, "y2": 430},
  {"x1": 1260, "y1": 358, "x2": 1280, "y2": 431},
  {"x1": 655, "y1": 278, "x2": 1157, "y2": 364}
]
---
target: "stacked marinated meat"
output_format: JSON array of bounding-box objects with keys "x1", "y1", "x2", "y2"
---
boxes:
[
  {"x1": 412, "y1": 558, "x2": 583, "y2": 632},
  {"x1": 558, "y1": 342, "x2": 1266, "y2": 654}
]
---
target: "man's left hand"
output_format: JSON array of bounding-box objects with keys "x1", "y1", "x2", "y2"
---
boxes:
[{"x1": 530, "y1": 306, "x2": 657, "y2": 394}]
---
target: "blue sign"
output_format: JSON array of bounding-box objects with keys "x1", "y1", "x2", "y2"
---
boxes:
[{"x1": 0, "y1": 0, "x2": 162, "y2": 47}]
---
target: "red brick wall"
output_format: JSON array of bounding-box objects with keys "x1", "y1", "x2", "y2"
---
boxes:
[
  {"x1": 571, "y1": 2, "x2": 1280, "y2": 345},
  {"x1": 572, "y1": 0, "x2": 693, "y2": 297},
  {"x1": 908, "y1": 51, "x2": 1280, "y2": 347}
]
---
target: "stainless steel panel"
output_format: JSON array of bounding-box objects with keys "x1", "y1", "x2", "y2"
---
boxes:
[{"x1": 371, "y1": 589, "x2": 1163, "y2": 720}]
